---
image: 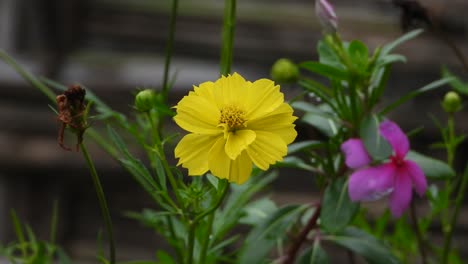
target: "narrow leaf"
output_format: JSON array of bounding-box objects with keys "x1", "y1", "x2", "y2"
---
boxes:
[
  {"x1": 380, "y1": 77, "x2": 452, "y2": 115},
  {"x1": 326, "y1": 227, "x2": 400, "y2": 264}
]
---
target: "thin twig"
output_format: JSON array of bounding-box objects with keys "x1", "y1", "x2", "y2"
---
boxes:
[{"x1": 283, "y1": 204, "x2": 321, "y2": 264}]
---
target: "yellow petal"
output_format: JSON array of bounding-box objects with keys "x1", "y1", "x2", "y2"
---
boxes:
[
  {"x1": 208, "y1": 137, "x2": 253, "y2": 184},
  {"x1": 194, "y1": 81, "x2": 216, "y2": 102},
  {"x1": 213, "y1": 73, "x2": 248, "y2": 108},
  {"x1": 248, "y1": 103, "x2": 297, "y2": 144},
  {"x1": 229, "y1": 151, "x2": 253, "y2": 184},
  {"x1": 246, "y1": 131, "x2": 288, "y2": 170},
  {"x1": 208, "y1": 137, "x2": 231, "y2": 180},
  {"x1": 245, "y1": 79, "x2": 284, "y2": 120},
  {"x1": 225, "y1": 129, "x2": 256, "y2": 160},
  {"x1": 174, "y1": 92, "x2": 221, "y2": 135},
  {"x1": 175, "y1": 134, "x2": 219, "y2": 175}
]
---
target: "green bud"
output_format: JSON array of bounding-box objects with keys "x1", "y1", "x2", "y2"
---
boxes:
[
  {"x1": 135, "y1": 89, "x2": 157, "y2": 112},
  {"x1": 270, "y1": 58, "x2": 299, "y2": 84},
  {"x1": 442, "y1": 91, "x2": 462, "y2": 113}
]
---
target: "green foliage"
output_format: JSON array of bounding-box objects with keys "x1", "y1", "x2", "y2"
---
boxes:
[
  {"x1": 326, "y1": 227, "x2": 400, "y2": 264},
  {"x1": 406, "y1": 151, "x2": 455, "y2": 180},
  {"x1": 296, "y1": 240, "x2": 329, "y2": 264},
  {"x1": 237, "y1": 204, "x2": 309, "y2": 264},
  {"x1": 360, "y1": 115, "x2": 392, "y2": 160},
  {"x1": 1, "y1": 2, "x2": 468, "y2": 264},
  {"x1": 320, "y1": 178, "x2": 359, "y2": 234}
]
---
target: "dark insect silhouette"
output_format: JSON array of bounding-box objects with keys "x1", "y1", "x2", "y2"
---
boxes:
[{"x1": 56, "y1": 85, "x2": 87, "y2": 151}]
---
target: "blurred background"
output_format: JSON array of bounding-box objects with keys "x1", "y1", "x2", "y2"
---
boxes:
[{"x1": 0, "y1": 0, "x2": 467, "y2": 262}]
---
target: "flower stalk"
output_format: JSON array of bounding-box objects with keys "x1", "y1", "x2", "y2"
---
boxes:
[
  {"x1": 162, "y1": 0, "x2": 179, "y2": 100},
  {"x1": 220, "y1": 0, "x2": 237, "y2": 75},
  {"x1": 80, "y1": 142, "x2": 115, "y2": 264}
]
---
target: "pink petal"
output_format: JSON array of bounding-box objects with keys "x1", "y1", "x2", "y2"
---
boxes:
[
  {"x1": 389, "y1": 173, "x2": 412, "y2": 218},
  {"x1": 379, "y1": 120, "x2": 409, "y2": 159},
  {"x1": 405, "y1": 160, "x2": 427, "y2": 196},
  {"x1": 341, "y1": 138, "x2": 371, "y2": 169},
  {"x1": 348, "y1": 163, "x2": 395, "y2": 202}
]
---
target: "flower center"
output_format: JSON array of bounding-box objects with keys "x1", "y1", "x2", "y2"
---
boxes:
[
  {"x1": 390, "y1": 155, "x2": 404, "y2": 168},
  {"x1": 219, "y1": 105, "x2": 246, "y2": 131}
]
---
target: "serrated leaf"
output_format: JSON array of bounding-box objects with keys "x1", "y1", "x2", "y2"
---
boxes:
[
  {"x1": 406, "y1": 151, "x2": 455, "y2": 179},
  {"x1": 320, "y1": 178, "x2": 359, "y2": 234},
  {"x1": 360, "y1": 115, "x2": 392, "y2": 160},
  {"x1": 326, "y1": 227, "x2": 400, "y2": 264}
]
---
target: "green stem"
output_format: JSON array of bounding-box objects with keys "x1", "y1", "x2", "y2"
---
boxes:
[
  {"x1": 146, "y1": 112, "x2": 184, "y2": 208},
  {"x1": 220, "y1": 0, "x2": 237, "y2": 76},
  {"x1": 441, "y1": 164, "x2": 468, "y2": 264},
  {"x1": 446, "y1": 114, "x2": 455, "y2": 167},
  {"x1": 80, "y1": 142, "x2": 116, "y2": 264},
  {"x1": 10, "y1": 210, "x2": 27, "y2": 259},
  {"x1": 49, "y1": 200, "x2": 59, "y2": 245},
  {"x1": 186, "y1": 220, "x2": 196, "y2": 264},
  {"x1": 198, "y1": 213, "x2": 215, "y2": 264},
  {"x1": 410, "y1": 200, "x2": 427, "y2": 264},
  {"x1": 0, "y1": 50, "x2": 56, "y2": 103},
  {"x1": 162, "y1": 0, "x2": 179, "y2": 100},
  {"x1": 186, "y1": 181, "x2": 229, "y2": 264}
]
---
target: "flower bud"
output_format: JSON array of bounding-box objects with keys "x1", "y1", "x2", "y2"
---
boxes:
[
  {"x1": 315, "y1": 0, "x2": 338, "y2": 34},
  {"x1": 270, "y1": 58, "x2": 299, "y2": 84},
  {"x1": 135, "y1": 89, "x2": 157, "y2": 112},
  {"x1": 442, "y1": 91, "x2": 462, "y2": 113}
]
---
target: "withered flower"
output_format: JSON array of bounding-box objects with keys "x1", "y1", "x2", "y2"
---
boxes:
[{"x1": 56, "y1": 84, "x2": 88, "y2": 151}]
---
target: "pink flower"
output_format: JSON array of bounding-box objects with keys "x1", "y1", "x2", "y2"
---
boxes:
[
  {"x1": 341, "y1": 120, "x2": 427, "y2": 218},
  {"x1": 315, "y1": 0, "x2": 338, "y2": 33}
]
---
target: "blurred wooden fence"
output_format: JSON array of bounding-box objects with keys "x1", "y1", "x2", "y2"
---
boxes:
[{"x1": 0, "y1": 0, "x2": 467, "y2": 262}]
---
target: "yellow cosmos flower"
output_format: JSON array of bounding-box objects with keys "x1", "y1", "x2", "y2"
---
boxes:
[{"x1": 174, "y1": 73, "x2": 297, "y2": 184}]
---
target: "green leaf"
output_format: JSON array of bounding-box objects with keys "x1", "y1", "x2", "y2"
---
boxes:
[
  {"x1": 317, "y1": 40, "x2": 344, "y2": 69},
  {"x1": 320, "y1": 178, "x2": 359, "y2": 234},
  {"x1": 240, "y1": 198, "x2": 278, "y2": 225},
  {"x1": 238, "y1": 204, "x2": 308, "y2": 264},
  {"x1": 275, "y1": 156, "x2": 316, "y2": 171},
  {"x1": 326, "y1": 227, "x2": 400, "y2": 264},
  {"x1": 348, "y1": 40, "x2": 368, "y2": 69},
  {"x1": 288, "y1": 140, "x2": 324, "y2": 155},
  {"x1": 156, "y1": 250, "x2": 176, "y2": 264},
  {"x1": 441, "y1": 66, "x2": 468, "y2": 95},
  {"x1": 300, "y1": 62, "x2": 349, "y2": 81},
  {"x1": 376, "y1": 54, "x2": 407, "y2": 68},
  {"x1": 360, "y1": 115, "x2": 392, "y2": 160},
  {"x1": 381, "y1": 29, "x2": 424, "y2": 56},
  {"x1": 380, "y1": 77, "x2": 453, "y2": 115},
  {"x1": 296, "y1": 239, "x2": 329, "y2": 264},
  {"x1": 406, "y1": 151, "x2": 455, "y2": 179},
  {"x1": 298, "y1": 103, "x2": 339, "y2": 137}
]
